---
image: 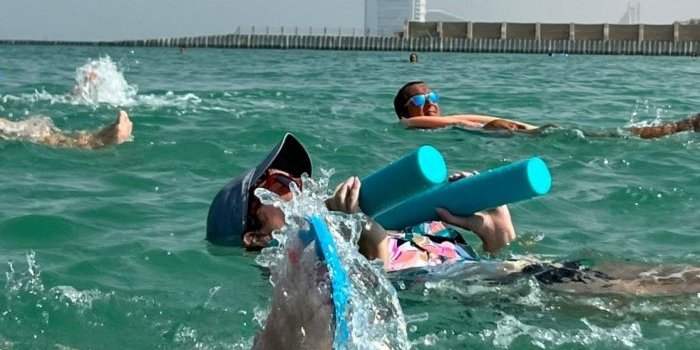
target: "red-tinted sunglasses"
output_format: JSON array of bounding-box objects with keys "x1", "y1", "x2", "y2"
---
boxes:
[{"x1": 246, "y1": 170, "x2": 302, "y2": 233}]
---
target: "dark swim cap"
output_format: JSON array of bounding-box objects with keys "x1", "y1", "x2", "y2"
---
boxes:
[{"x1": 206, "y1": 133, "x2": 312, "y2": 246}]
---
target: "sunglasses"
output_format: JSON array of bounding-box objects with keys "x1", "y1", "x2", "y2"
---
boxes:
[
  {"x1": 246, "y1": 170, "x2": 302, "y2": 234},
  {"x1": 406, "y1": 91, "x2": 439, "y2": 108}
]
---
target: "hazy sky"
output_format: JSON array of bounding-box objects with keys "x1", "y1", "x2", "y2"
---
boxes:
[{"x1": 1, "y1": 0, "x2": 698, "y2": 41}]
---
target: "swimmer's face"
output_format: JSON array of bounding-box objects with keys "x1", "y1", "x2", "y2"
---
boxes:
[
  {"x1": 242, "y1": 170, "x2": 300, "y2": 250},
  {"x1": 242, "y1": 203, "x2": 286, "y2": 250},
  {"x1": 404, "y1": 84, "x2": 440, "y2": 117},
  {"x1": 692, "y1": 114, "x2": 700, "y2": 131}
]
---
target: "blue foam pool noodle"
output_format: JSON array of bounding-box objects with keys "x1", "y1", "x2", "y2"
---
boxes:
[
  {"x1": 300, "y1": 215, "x2": 350, "y2": 346},
  {"x1": 359, "y1": 145, "x2": 447, "y2": 217},
  {"x1": 372, "y1": 157, "x2": 552, "y2": 230}
]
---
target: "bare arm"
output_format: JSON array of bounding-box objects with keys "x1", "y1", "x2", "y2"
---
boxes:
[
  {"x1": 326, "y1": 173, "x2": 518, "y2": 265},
  {"x1": 628, "y1": 114, "x2": 700, "y2": 139},
  {"x1": 325, "y1": 177, "x2": 391, "y2": 268},
  {"x1": 401, "y1": 115, "x2": 540, "y2": 131},
  {"x1": 439, "y1": 171, "x2": 516, "y2": 254},
  {"x1": 436, "y1": 206, "x2": 515, "y2": 254}
]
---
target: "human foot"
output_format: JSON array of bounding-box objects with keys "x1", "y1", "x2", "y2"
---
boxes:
[{"x1": 95, "y1": 110, "x2": 133, "y2": 145}]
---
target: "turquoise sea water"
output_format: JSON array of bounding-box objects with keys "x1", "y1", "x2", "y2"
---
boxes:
[{"x1": 1, "y1": 45, "x2": 700, "y2": 349}]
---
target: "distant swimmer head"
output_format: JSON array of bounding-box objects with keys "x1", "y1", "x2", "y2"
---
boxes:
[
  {"x1": 693, "y1": 113, "x2": 700, "y2": 131},
  {"x1": 409, "y1": 52, "x2": 418, "y2": 63},
  {"x1": 393, "y1": 81, "x2": 441, "y2": 119},
  {"x1": 206, "y1": 133, "x2": 312, "y2": 249}
]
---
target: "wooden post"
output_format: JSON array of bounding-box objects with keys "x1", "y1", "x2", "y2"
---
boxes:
[
  {"x1": 437, "y1": 22, "x2": 444, "y2": 39},
  {"x1": 638, "y1": 24, "x2": 644, "y2": 42},
  {"x1": 569, "y1": 23, "x2": 575, "y2": 41},
  {"x1": 467, "y1": 22, "x2": 473, "y2": 40},
  {"x1": 603, "y1": 23, "x2": 610, "y2": 41},
  {"x1": 501, "y1": 22, "x2": 508, "y2": 40},
  {"x1": 673, "y1": 22, "x2": 680, "y2": 42},
  {"x1": 535, "y1": 23, "x2": 541, "y2": 41}
]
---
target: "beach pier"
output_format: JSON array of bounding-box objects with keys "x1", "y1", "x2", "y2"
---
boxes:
[{"x1": 2, "y1": 22, "x2": 699, "y2": 56}]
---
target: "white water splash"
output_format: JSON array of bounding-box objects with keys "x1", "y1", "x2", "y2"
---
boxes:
[
  {"x1": 4, "y1": 251, "x2": 45, "y2": 296},
  {"x1": 72, "y1": 56, "x2": 137, "y2": 106},
  {"x1": 480, "y1": 314, "x2": 642, "y2": 349},
  {"x1": 49, "y1": 286, "x2": 112, "y2": 311},
  {"x1": 255, "y1": 169, "x2": 409, "y2": 350},
  {"x1": 1, "y1": 56, "x2": 204, "y2": 109},
  {"x1": 627, "y1": 99, "x2": 673, "y2": 128}
]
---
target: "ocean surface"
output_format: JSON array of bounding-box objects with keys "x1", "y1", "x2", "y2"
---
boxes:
[{"x1": 1, "y1": 45, "x2": 699, "y2": 349}]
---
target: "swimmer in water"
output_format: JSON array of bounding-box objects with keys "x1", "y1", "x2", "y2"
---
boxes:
[
  {"x1": 207, "y1": 133, "x2": 700, "y2": 295},
  {"x1": 395, "y1": 81, "x2": 700, "y2": 139},
  {"x1": 72, "y1": 67, "x2": 99, "y2": 98},
  {"x1": 212, "y1": 133, "x2": 700, "y2": 349},
  {"x1": 0, "y1": 110, "x2": 133, "y2": 149}
]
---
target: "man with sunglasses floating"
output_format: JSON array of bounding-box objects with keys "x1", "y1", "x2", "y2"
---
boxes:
[
  {"x1": 394, "y1": 81, "x2": 700, "y2": 138},
  {"x1": 206, "y1": 133, "x2": 515, "y2": 270},
  {"x1": 394, "y1": 81, "x2": 546, "y2": 134}
]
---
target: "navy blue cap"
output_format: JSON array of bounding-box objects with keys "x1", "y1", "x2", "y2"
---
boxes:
[{"x1": 206, "y1": 133, "x2": 312, "y2": 246}]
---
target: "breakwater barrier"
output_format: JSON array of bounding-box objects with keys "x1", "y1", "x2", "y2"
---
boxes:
[{"x1": 1, "y1": 22, "x2": 699, "y2": 56}]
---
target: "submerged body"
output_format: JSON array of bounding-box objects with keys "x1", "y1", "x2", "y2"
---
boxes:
[{"x1": 0, "y1": 110, "x2": 133, "y2": 149}]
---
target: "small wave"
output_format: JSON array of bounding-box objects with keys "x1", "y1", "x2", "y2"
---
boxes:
[
  {"x1": 481, "y1": 314, "x2": 642, "y2": 349},
  {"x1": 1, "y1": 89, "x2": 203, "y2": 110},
  {"x1": 1, "y1": 89, "x2": 71, "y2": 105},
  {"x1": 136, "y1": 91, "x2": 202, "y2": 109}
]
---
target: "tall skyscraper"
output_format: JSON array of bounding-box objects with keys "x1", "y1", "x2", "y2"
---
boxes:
[
  {"x1": 365, "y1": 0, "x2": 427, "y2": 36},
  {"x1": 618, "y1": 1, "x2": 641, "y2": 24}
]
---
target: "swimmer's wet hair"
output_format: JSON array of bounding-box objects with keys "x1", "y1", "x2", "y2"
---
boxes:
[{"x1": 393, "y1": 81, "x2": 425, "y2": 119}]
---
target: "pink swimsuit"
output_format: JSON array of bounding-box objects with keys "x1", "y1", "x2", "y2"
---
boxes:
[{"x1": 387, "y1": 221, "x2": 478, "y2": 272}]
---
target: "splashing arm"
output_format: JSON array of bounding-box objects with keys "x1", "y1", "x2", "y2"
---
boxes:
[
  {"x1": 326, "y1": 176, "x2": 392, "y2": 268},
  {"x1": 628, "y1": 114, "x2": 700, "y2": 139}
]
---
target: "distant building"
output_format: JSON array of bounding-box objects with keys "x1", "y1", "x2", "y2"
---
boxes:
[
  {"x1": 425, "y1": 9, "x2": 466, "y2": 22},
  {"x1": 618, "y1": 1, "x2": 641, "y2": 24},
  {"x1": 364, "y1": 0, "x2": 426, "y2": 36}
]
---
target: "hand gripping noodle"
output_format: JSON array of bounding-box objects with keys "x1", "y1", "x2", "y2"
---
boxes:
[
  {"x1": 299, "y1": 215, "x2": 350, "y2": 347},
  {"x1": 361, "y1": 149, "x2": 552, "y2": 230},
  {"x1": 359, "y1": 145, "x2": 448, "y2": 217}
]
